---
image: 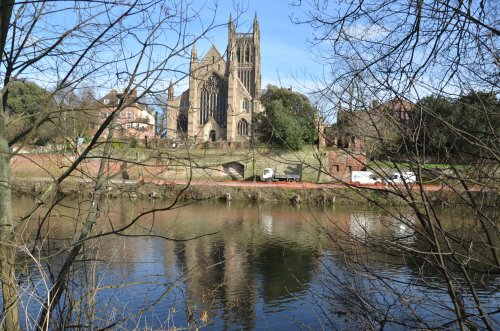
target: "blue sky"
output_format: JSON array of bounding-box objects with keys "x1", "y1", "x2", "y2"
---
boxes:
[
  {"x1": 10, "y1": 1, "x2": 323, "y2": 103},
  {"x1": 186, "y1": 0, "x2": 321, "y2": 92}
]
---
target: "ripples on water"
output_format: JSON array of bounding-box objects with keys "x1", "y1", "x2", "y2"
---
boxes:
[{"x1": 5, "y1": 198, "x2": 500, "y2": 330}]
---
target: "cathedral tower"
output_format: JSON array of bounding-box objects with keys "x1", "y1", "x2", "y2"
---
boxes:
[
  {"x1": 166, "y1": 14, "x2": 262, "y2": 143},
  {"x1": 234, "y1": 14, "x2": 260, "y2": 98}
]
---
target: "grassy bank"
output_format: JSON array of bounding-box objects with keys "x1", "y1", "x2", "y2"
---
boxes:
[
  {"x1": 11, "y1": 146, "x2": 495, "y2": 207},
  {"x1": 10, "y1": 145, "x2": 330, "y2": 183}
]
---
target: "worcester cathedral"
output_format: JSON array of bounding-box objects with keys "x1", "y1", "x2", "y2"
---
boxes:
[{"x1": 166, "y1": 14, "x2": 262, "y2": 142}]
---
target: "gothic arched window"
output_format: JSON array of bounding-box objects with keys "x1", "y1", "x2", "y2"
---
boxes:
[
  {"x1": 178, "y1": 113, "x2": 187, "y2": 132},
  {"x1": 237, "y1": 118, "x2": 249, "y2": 136},
  {"x1": 200, "y1": 75, "x2": 227, "y2": 127},
  {"x1": 242, "y1": 99, "x2": 249, "y2": 112}
]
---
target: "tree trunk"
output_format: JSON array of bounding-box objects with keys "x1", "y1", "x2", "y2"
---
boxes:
[
  {"x1": 0, "y1": 106, "x2": 19, "y2": 331},
  {"x1": 0, "y1": 1, "x2": 18, "y2": 328},
  {"x1": 37, "y1": 112, "x2": 117, "y2": 330},
  {"x1": 0, "y1": 246, "x2": 19, "y2": 331}
]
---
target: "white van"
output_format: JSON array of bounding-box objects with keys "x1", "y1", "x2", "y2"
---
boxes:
[
  {"x1": 351, "y1": 171, "x2": 382, "y2": 185},
  {"x1": 387, "y1": 171, "x2": 416, "y2": 184}
]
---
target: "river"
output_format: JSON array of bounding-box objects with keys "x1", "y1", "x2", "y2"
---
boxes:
[{"x1": 7, "y1": 197, "x2": 500, "y2": 330}]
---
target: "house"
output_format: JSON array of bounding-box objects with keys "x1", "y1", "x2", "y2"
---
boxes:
[
  {"x1": 324, "y1": 98, "x2": 414, "y2": 181},
  {"x1": 373, "y1": 98, "x2": 414, "y2": 122},
  {"x1": 94, "y1": 89, "x2": 156, "y2": 140},
  {"x1": 325, "y1": 97, "x2": 414, "y2": 151}
]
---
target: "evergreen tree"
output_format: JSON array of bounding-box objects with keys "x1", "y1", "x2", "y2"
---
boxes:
[{"x1": 257, "y1": 86, "x2": 318, "y2": 150}]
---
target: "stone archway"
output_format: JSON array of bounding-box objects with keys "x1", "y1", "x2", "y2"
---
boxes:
[{"x1": 202, "y1": 118, "x2": 222, "y2": 142}]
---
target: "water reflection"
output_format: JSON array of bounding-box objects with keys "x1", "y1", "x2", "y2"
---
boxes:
[
  {"x1": 8, "y1": 197, "x2": 500, "y2": 330},
  {"x1": 349, "y1": 212, "x2": 416, "y2": 244},
  {"x1": 259, "y1": 213, "x2": 273, "y2": 235}
]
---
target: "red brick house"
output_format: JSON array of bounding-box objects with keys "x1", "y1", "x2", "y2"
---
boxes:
[
  {"x1": 94, "y1": 89, "x2": 155, "y2": 139},
  {"x1": 324, "y1": 98, "x2": 414, "y2": 180}
]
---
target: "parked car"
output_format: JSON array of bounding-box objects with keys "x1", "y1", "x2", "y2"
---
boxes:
[
  {"x1": 387, "y1": 171, "x2": 416, "y2": 184},
  {"x1": 351, "y1": 171, "x2": 383, "y2": 185}
]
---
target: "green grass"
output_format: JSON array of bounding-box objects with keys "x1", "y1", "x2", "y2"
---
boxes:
[
  {"x1": 15, "y1": 143, "x2": 478, "y2": 184},
  {"x1": 121, "y1": 145, "x2": 326, "y2": 182}
]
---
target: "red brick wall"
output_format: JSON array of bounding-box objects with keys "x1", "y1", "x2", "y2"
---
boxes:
[{"x1": 327, "y1": 150, "x2": 366, "y2": 182}]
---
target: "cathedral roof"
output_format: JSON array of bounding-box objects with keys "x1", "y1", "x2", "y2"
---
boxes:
[
  {"x1": 236, "y1": 77, "x2": 251, "y2": 97},
  {"x1": 199, "y1": 45, "x2": 226, "y2": 65}
]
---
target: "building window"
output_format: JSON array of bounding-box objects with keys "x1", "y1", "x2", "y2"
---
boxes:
[
  {"x1": 103, "y1": 98, "x2": 109, "y2": 105},
  {"x1": 237, "y1": 119, "x2": 249, "y2": 136},
  {"x1": 238, "y1": 69, "x2": 252, "y2": 95},
  {"x1": 242, "y1": 99, "x2": 249, "y2": 112},
  {"x1": 125, "y1": 112, "x2": 132, "y2": 129},
  {"x1": 200, "y1": 74, "x2": 227, "y2": 127},
  {"x1": 112, "y1": 112, "x2": 120, "y2": 129}
]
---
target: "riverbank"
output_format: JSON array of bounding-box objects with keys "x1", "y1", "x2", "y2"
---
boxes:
[
  {"x1": 11, "y1": 176, "x2": 493, "y2": 207},
  {"x1": 9, "y1": 152, "x2": 495, "y2": 207}
]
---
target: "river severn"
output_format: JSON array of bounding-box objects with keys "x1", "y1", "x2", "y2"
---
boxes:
[{"x1": 8, "y1": 197, "x2": 500, "y2": 330}]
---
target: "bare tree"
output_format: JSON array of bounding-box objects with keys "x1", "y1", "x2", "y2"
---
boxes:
[
  {"x1": 291, "y1": 0, "x2": 499, "y2": 329},
  {"x1": 0, "y1": 1, "x2": 228, "y2": 329}
]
